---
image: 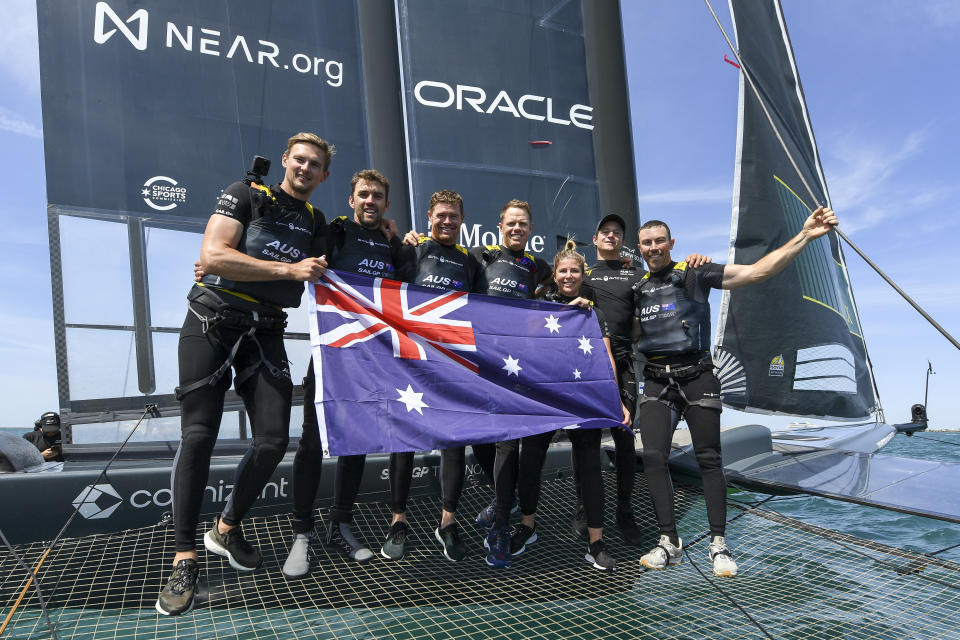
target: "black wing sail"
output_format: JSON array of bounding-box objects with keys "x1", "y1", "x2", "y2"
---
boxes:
[{"x1": 715, "y1": 0, "x2": 879, "y2": 420}]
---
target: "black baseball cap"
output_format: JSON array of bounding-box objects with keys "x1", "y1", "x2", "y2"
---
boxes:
[{"x1": 596, "y1": 213, "x2": 626, "y2": 234}]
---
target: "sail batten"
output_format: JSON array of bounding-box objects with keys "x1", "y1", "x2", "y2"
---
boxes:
[{"x1": 717, "y1": 0, "x2": 879, "y2": 420}]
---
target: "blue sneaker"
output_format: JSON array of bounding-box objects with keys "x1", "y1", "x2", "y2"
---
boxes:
[
  {"x1": 484, "y1": 526, "x2": 512, "y2": 568},
  {"x1": 475, "y1": 497, "x2": 519, "y2": 529}
]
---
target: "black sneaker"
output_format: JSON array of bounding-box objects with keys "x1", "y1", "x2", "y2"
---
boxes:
[
  {"x1": 585, "y1": 539, "x2": 617, "y2": 571},
  {"x1": 381, "y1": 520, "x2": 410, "y2": 560},
  {"x1": 571, "y1": 505, "x2": 588, "y2": 542},
  {"x1": 510, "y1": 523, "x2": 538, "y2": 556},
  {"x1": 325, "y1": 519, "x2": 374, "y2": 562},
  {"x1": 155, "y1": 558, "x2": 200, "y2": 616},
  {"x1": 435, "y1": 523, "x2": 468, "y2": 562},
  {"x1": 203, "y1": 517, "x2": 261, "y2": 571},
  {"x1": 615, "y1": 511, "x2": 644, "y2": 546}
]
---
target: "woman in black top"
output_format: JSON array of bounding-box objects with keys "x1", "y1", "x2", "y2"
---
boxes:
[{"x1": 507, "y1": 240, "x2": 630, "y2": 571}]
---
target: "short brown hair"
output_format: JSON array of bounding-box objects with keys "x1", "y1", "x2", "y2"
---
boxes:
[
  {"x1": 500, "y1": 199, "x2": 531, "y2": 222},
  {"x1": 350, "y1": 169, "x2": 390, "y2": 199},
  {"x1": 639, "y1": 219, "x2": 671, "y2": 240},
  {"x1": 286, "y1": 132, "x2": 335, "y2": 171},
  {"x1": 428, "y1": 190, "x2": 464, "y2": 216}
]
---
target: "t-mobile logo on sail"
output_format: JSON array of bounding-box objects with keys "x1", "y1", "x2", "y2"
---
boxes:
[{"x1": 94, "y1": 2, "x2": 148, "y2": 51}]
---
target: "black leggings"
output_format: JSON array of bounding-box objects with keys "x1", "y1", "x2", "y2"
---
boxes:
[
  {"x1": 493, "y1": 430, "x2": 605, "y2": 529},
  {"x1": 292, "y1": 358, "x2": 366, "y2": 531},
  {"x1": 638, "y1": 370, "x2": 726, "y2": 540},
  {"x1": 173, "y1": 310, "x2": 291, "y2": 552},
  {"x1": 389, "y1": 442, "x2": 496, "y2": 515}
]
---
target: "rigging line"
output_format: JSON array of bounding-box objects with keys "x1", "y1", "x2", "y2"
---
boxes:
[
  {"x1": 702, "y1": 0, "x2": 960, "y2": 354},
  {"x1": 913, "y1": 434, "x2": 960, "y2": 448},
  {"x1": 684, "y1": 551, "x2": 776, "y2": 640},
  {"x1": 0, "y1": 529, "x2": 58, "y2": 640},
  {"x1": 928, "y1": 541, "x2": 960, "y2": 557},
  {"x1": 30, "y1": 404, "x2": 158, "y2": 603}
]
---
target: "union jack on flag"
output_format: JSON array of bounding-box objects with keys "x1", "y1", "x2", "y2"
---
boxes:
[
  {"x1": 314, "y1": 272, "x2": 479, "y2": 373},
  {"x1": 308, "y1": 270, "x2": 625, "y2": 456}
]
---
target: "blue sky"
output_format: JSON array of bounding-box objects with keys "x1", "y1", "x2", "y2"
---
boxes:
[{"x1": 0, "y1": 0, "x2": 957, "y2": 431}]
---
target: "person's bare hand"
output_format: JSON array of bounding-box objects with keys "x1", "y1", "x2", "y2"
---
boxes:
[
  {"x1": 194, "y1": 260, "x2": 204, "y2": 282},
  {"x1": 567, "y1": 296, "x2": 593, "y2": 310},
  {"x1": 381, "y1": 218, "x2": 399, "y2": 241},
  {"x1": 685, "y1": 253, "x2": 713, "y2": 268},
  {"x1": 288, "y1": 256, "x2": 328, "y2": 282},
  {"x1": 403, "y1": 230, "x2": 425, "y2": 246}
]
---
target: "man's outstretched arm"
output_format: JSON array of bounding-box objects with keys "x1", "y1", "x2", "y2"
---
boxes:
[{"x1": 721, "y1": 206, "x2": 838, "y2": 290}]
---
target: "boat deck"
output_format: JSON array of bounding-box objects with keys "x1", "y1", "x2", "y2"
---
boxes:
[{"x1": 3, "y1": 471, "x2": 959, "y2": 639}]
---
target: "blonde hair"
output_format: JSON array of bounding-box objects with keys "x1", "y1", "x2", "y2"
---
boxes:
[
  {"x1": 428, "y1": 190, "x2": 464, "y2": 215},
  {"x1": 553, "y1": 238, "x2": 586, "y2": 273},
  {"x1": 285, "y1": 132, "x2": 335, "y2": 170}
]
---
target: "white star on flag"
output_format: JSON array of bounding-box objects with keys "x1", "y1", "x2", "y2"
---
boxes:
[
  {"x1": 544, "y1": 314, "x2": 562, "y2": 334},
  {"x1": 396, "y1": 384, "x2": 428, "y2": 414},
  {"x1": 502, "y1": 354, "x2": 522, "y2": 376},
  {"x1": 573, "y1": 369, "x2": 582, "y2": 380},
  {"x1": 577, "y1": 336, "x2": 594, "y2": 355}
]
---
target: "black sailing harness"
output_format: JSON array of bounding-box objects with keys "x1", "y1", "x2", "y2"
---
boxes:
[
  {"x1": 633, "y1": 263, "x2": 722, "y2": 417},
  {"x1": 175, "y1": 181, "x2": 294, "y2": 401},
  {"x1": 636, "y1": 353, "x2": 722, "y2": 419},
  {"x1": 175, "y1": 285, "x2": 288, "y2": 400}
]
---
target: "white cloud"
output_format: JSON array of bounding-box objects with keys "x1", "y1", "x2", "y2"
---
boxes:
[
  {"x1": 924, "y1": 1, "x2": 960, "y2": 28},
  {"x1": 637, "y1": 186, "x2": 730, "y2": 205},
  {"x1": 0, "y1": 0, "x2": 40, "y2": 94},
  {"x1": 0, "y1": 107, "x2": 42, "y2": 139}
]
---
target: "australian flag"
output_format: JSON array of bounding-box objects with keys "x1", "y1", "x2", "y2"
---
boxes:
[{"x1": 308, "y1": 270, "x2": 625, "y2": 455}]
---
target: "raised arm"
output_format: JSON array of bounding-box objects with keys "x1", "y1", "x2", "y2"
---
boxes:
[{"x1": 721, "y1": 206, "x2": 837, "y2": 290}]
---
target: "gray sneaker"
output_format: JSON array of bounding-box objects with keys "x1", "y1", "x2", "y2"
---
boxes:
[
  {"x1": 282, "y1": 531, "x2": 315, "y2": 577},
  {"x1": 640, "y1": 535, "x2": 683, "y2": 570},
  {"x1": 325, "y1": 519, "x2": 374, "y2": 562},
  {"x1": 155, "y1": 558, "x2": 200, "y2": 616}
]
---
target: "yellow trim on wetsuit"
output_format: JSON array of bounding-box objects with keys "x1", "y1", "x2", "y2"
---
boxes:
[
  {"x1": 639, "y1": 260, "x2": 688, "y2": 281},
  {"x1": 420, "y1": 236, "x2": 469, "y2": 255},
  {"x1": 196, "y1": 283, "x2": 283, "y2": 311},
  {"x1": 251, "y1": 182, "x2": 314, "y2": 217}
]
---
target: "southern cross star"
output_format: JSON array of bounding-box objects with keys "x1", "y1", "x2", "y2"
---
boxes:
[
  {"x1": 396, "y1": 384, "x2": 428, "y2": 414},
  {"x1": 502, "y1": 355, "x2": 522, "y2": 376},
  {"x1": 577, "y1": 336, "x2": 594, "y2": 355},
  {"x1": 544, "y1": 314, "x2": 562, "y2": 334}
]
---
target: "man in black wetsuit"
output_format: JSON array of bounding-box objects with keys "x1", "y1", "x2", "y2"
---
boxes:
[
  {"x1": 577, "y1": 214, "x2": 711, "y2": 545},
  {"x1": 157, "y1": 133, "x2": 332, "y2": 616},
  {"x1": 468, "y1": 199, "x2": 553, "y2": 568},
  {"x1": 632, "y1": 207, "x2": 838, "y2": 578},
  {"x1": 283, "y1": 169, "x2": 415, "y2": 576},
  {"x1": 382, "y1": 189, "x2": 489, "y2": 562}
]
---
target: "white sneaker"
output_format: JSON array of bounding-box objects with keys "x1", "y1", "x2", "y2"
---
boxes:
[
  {"x1": 282, "y1": 531, "x2": 315, "y2": 577},
  {"x1": 709, "y1": 536, "x2": 738, "y2": 577},
  {"x1": 640, "y1": 535, "x2": 683, "y2": 569}
]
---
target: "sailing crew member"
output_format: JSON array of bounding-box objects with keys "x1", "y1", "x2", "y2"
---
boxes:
[
  {"x1": 157, "y1": 133, "x2": 332, "y2": 617},
  {"x1": 632, "y1": 207, "x2": 839, "y2": 578},
  {"x1": 509, "y1": 240, "x2": 630, "y2": 571},
  {"x1": 381, "y1": 189, "x2": 489, "y2": 563},
  {"x1": 283, "y1": 169, "x2": 415, "y2": 576},
  {"x1": 577, "y1": 214, "x2": 711, "y2": 545},
  {"x1": 468, "y1": 199, "x2": 554, "y2": 568}
]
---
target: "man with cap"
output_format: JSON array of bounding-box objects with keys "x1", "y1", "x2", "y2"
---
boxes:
[{"x1": 576, "y1": 214, "x2": 710, "y2": 545}]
